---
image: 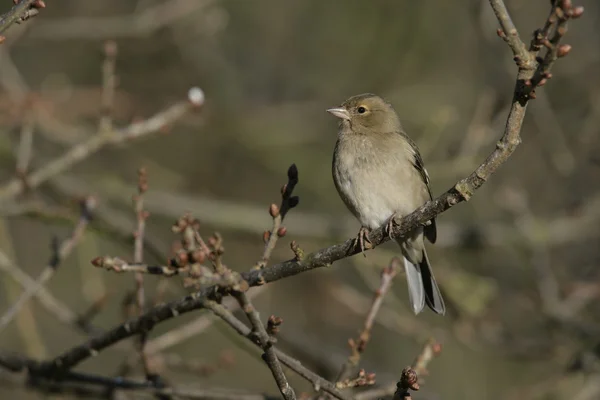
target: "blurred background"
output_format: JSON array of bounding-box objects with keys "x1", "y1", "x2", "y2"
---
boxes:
[{"x1": 0, "y1": 0, "x2": 599, "y2": 399}]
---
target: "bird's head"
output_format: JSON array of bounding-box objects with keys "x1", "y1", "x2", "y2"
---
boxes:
[{"x1": 327, "y1": 93, "x2": 402, "y2": 133}]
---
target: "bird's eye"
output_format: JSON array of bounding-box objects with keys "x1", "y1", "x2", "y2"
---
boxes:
[{"x1": 357, "y1": 106, "x2": 366, "y2": 114}]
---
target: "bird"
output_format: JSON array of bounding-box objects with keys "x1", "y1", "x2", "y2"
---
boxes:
[{"x1": 327, "y1": 93, "x2": 445, "y2": 315}]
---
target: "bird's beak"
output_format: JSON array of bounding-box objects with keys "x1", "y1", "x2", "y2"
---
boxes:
[{"x1": 326, "y1": 107, "x2": 350, "y2": 121}]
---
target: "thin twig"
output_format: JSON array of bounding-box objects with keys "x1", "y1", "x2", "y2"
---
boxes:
[
  {"x1": 0, "y1": 196, "x2": 95, "y2": 333},
  {"x1": 203, "y1": 300, "x2": 352, "y2": 400},
  {"x1": 15, "y1": 110, "x2": 35, "y2": 176},
  {"x1": 233, "y1": 291, "x2": 296, "y2": 400},
  {"x1": 355, "y1": 339, "x2": 442, "y2": 400},
  {"x1": 75, "y1": 293, "x2": 108, "y2": 332},
  {"x1": 92, "y1": 256, "x2": 178, "y2": 276},
  {"x1": 155, "y1": 351, "x2": 235, "y2": 377},
  {"x1": 0, "y1": 87, "x2": 205, "y2": 204},
  {"x1": 132, "y1": 167, "x2": 152, "y2": 378},
  {"x1": 0, "y1": 351, "x2": 273, "y2": 400},
  {"x1": 336, "y1": 258, "x2": 399, "y2": 383},
  {"x1": 99, "y1": 40, "x2": 118, "y2": 134},
  {"x1": 0, "y1": 249, "x2": 104, "y2": 335},
  {"x1": 145, "y1": 286, "x2": 267, "y2": 354},
  {"x1": 28, "y1": 0, "x2": 214, "y2": 40},
  {"x1": 411, "y1": 338, "x2": 443, "y2": 378},
  {"x1": 256, "y1": 164, "x2": 299, "y2": 269},
  {"x1": 489, "y1": 0, "x2": 531, "y2": 63},
  {"x1": 0, "y1": 0, "x2": 43, "y2": 36}
]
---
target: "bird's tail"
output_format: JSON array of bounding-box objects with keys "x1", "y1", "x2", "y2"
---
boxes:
[{"x1": 403, "y1": 249, "x2": 445, "y2": 315}]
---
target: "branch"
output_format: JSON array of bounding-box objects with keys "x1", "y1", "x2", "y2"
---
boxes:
[
  {"x1": 233, "y1": 291, "x2": 296, "y2": 400},
  {"x1": 0, "y1": 0, "x2": 44, "y2": 37},
  {"x1": 336, "y1": 258, "x2": 399, "y2": 383},
  {"x1": 28, "y1": 0, "x2": 214, "y2": 40},
  {"x1": 91, "y1": 256, "x2": 178, "y2": 276},
  {"x1": 255, "y1": 164, "x2": 299, "y2": 269},
  {"x1": 489, "y1": 0, "x2": 531, "y2": 63},
  {"x1": 0, "y1": 351, "x2": 274, "y2": 400},
  {"x1": 0, "y1": 196, "x2": 95, "y2": 333},
  {"x1": 15, "y1": 109, "x2": 34, "y2": 177},
  {"x1": 0, "y1": 249, "x2": 104, "y2": 335},
  {"x1": 99, "y1": 40, "x2": 117, "y2": 134},
  {"x1": 355, "y1": 339, "x2": 442, "y2": 400},
  {"x1": 144, "y1": 286, "x2": 267, "y2": 354},
  {"x1": 203, "y1": 300, "x2": 351, "y2": 400},
  {"x1": 132, "y1": 167, "x2": 152, "y2": 379},
  {"x1": 0, "y1": 87, "x2": 205, "y2": 205}
]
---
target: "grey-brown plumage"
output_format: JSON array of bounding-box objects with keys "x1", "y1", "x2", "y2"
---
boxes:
[{"x1": 328, "y1": 93, "x2": 445, "y2": 315}]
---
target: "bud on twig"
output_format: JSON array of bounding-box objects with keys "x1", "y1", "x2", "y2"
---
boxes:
[
  {"x1": 269, "y1": 204, "x2": 280, "y2": 218},
  {"x1": 277, "y1": 226, "x2": 287, "y2": 237},
  {"x1": 557, "y1": 44, "x2": 572, "y2": 57}
]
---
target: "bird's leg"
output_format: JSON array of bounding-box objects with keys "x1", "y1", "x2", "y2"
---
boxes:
[
  {"x1": 353, "y1": 226, "x2": 372, "y2": 256},
  {"x1": 385, "y1": 212, "x2": 398, "y2": 240}
]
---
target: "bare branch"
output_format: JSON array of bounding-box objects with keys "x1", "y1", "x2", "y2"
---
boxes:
[
  {"x1": 0, "y1": 350, "x2": 274, "y2": 400},
  {"x1": 233, "y1": 291, "x2": 296, "y2": 400},
  {"x1": 99, "y1": 40, "x2": 118, "y2": 134},
  {"x1": 0, "y1": 0, "x2": 44, "y2": 37},
  {"x1": 489, "y1": 0, "x2": 532, "y2": 64},
  {"x1": 336, "y1": 258, "x2": 399, "y2": 382},
  {"x1": 28, "y1": 0, "x2": 214, "y2": 40},
  {"x1": 15, "y1": 109, "x2": 34, "y2": 177},
  {"x1": 203, "y1": 300, "x2": 352, "y2": 400},
  {"x1": 0, "y1": 196, "x2": 95, "y2": 333},
  {"x1": 132, "y1": 167, "x2": 152, "y2": 378},
  {"x1": 0, "y1": 88, "x2": 205, "y2": 205},
  {"x1": 91, "y1": 256, "x2": 178, "y2": 277}
]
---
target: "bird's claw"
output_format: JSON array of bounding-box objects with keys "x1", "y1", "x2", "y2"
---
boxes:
[
  {"x1": 353, "y1": 227, "x2": 372, "y2": 257},
  {"x1": 385, "y1": 212, "x2": 398, "y2": 240}
]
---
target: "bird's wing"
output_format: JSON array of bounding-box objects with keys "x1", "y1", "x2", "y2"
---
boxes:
[{"x1": 398, "y1": 131, "x2": 437, "y2": 244}]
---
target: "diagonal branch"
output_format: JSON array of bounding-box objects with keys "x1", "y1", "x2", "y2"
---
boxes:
[
  {"x1": 0, "y1": 196, "x2": 95, "y2": 333},
  {"x1": 233, "y1": 291, "x2": 296, "y2": 400},
  {"x1": 203, "y1": 300, "x2": 351, "y2": 400},
  {"x1": 0, "y1": 88, "x2": 205, "y2": 205},
  {"x1": 0, "y1": 350, "x2": 275, "y2": 400},
  {"x1": 0, "y1": 0, "x2": 43, "y2": 36}
]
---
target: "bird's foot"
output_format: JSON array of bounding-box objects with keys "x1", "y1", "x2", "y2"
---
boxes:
[
  {"x1": 353, "y1": 226, "x2": 372, "y2": 257},
  {"x1": 385, "y1": 212, "x2": 399, "y2": 240}
]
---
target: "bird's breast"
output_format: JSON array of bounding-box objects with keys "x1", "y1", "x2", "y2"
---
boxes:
[{"x1": 333, "y1": 135, "x2": 426, "y2": 230}]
